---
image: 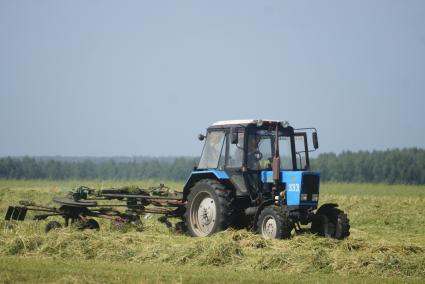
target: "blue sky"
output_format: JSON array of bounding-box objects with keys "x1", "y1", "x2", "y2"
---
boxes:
[{"x1": 0, "y1": 0, "x2": 424, "y2": 156}]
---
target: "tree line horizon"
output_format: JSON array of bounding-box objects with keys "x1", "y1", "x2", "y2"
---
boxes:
[{"x1": 0, "y1": 148, "x2": 424, "y2": 184}]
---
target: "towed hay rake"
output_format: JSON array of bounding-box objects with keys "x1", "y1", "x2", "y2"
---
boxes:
[{"x1": 5, "y1": 184, "x2": 186, "y2": 232}]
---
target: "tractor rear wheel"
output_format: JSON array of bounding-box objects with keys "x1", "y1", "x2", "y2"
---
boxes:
[
  {"x1": 311, "y1": 207, "x2": 350, "y2": 239},
  {"x1": 184, "y1": 179, "x2": 233, "y2": 237},
  {"x1": 257, "y1": 206, "x2": 293, "y2": 239}
]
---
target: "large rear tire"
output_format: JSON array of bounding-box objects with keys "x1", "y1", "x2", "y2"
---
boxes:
[
  {"x1": 256, "y1": 206, "x2": 293, "y2": 239},
  {"x1": 311, "y1": 206, "x2": 350, "y2": 239},
  {"x1": 184, "y1": 179, "x2": 233, "y2": 237}
]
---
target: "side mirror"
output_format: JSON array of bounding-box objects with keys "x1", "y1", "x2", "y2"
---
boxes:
[
  {"x1": 230, "y1": 128, "x2": 238, "y2": 144},
  {"x1": 198, "y1": 134, "x2": 205, "y2": 141},
  {"x1": 312, "y1": 132, "x2": 319, "y2": 149}
]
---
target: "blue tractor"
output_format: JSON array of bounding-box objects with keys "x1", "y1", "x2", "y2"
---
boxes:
[{"x1": 182, "y1": 119, "x2": 350, "y2": 239}]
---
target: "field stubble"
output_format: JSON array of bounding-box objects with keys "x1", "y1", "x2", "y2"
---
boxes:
[{"x1": 0, "y1": 180, "x2": 424, "y2": 283}]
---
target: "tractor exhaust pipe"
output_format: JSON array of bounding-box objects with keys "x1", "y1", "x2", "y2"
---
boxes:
[{"x1": 272, "y1": 123, "x2": 281, "y2": 192}]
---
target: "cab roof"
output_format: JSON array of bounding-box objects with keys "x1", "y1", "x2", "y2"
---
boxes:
[{"x1": 211, "y1": 119, "x2": 286, "y2": 127}]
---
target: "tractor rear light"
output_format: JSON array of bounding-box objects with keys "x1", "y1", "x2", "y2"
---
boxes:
[
  {"x1": 300, "y1": 194, "x2": 308, "y2": 201},
  {"x1": 312, "y1": 194, "x2": 318, "y2": 202}
]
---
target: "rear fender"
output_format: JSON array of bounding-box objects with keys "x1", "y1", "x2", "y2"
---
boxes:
[{"x1": 182, "y1": 170, "x2": 233, "y2": 201}]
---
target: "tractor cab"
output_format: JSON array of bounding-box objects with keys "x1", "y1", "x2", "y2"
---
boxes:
[{"x1": 190, "y1": 119, "x2": 319, "y2": 207}]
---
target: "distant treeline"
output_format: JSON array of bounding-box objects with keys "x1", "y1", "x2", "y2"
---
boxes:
[
  {"x1": 0, "y1": 148, "x2": 424, "y2": 184},
  {"x1": 315, "y1": 148, "x2": 425, "y2": 184},
  {"x1": 0, "y1": 157, "x2": 198, "y2": 181}
]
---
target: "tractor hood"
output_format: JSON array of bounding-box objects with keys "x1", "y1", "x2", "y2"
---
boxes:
[{"x1": 261, "y1": 171, "x2": 320, "y2": 206}]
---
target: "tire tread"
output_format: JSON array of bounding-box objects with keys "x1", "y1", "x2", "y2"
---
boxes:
[
  {"x1": 184, "y1": 179, "x2": 233, "y2": 237},
  {"x1": 257, "y1": 206, "x2": 292, "y2": 239}
]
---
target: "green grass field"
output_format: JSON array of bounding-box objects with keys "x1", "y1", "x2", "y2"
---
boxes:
[{"x1": 0, "y1": 180, "x2": 424, "y2": 283}]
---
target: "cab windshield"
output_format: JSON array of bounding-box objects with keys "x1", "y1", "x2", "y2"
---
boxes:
[{"x1": 247, "y1": 130, "x2": 294, "y2": 170}]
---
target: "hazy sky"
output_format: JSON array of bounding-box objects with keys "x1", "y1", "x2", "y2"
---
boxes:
[{"x1": 0, "y1": 1, "x2": 424, "y2": 157}]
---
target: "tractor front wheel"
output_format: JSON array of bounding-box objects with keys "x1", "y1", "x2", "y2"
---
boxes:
[
  {"x1": 257, "y1": 206, "x2": 293, "y2": 239},
  {"x1": 184, "y1": 179, "x2": 232, "y2": 237}
]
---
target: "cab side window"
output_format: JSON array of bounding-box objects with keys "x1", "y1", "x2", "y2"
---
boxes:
[
  {"x1": 227, "y1": 132, "x2": 244, "y2": 168},
  {"x1": 247, "y1": 132, "x2": 274, "y2": 170}
]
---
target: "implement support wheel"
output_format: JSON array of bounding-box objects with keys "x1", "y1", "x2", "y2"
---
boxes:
[{"x1": 45, "y1": 221, "x2": 62, "y2": 233}]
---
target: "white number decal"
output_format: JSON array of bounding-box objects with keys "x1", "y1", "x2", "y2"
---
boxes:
[{"x1": 288, "y1": 183, "x2": 300, "y2": 192}]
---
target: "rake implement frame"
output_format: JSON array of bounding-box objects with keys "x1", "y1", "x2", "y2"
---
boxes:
[{"x1": 4, "y1": 184, "x2": 186, "y2": 231}]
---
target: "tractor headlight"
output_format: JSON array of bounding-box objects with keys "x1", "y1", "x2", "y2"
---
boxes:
[
  {"x1": 312, "y1": 194, "x2": 318, "y2": 202},
  {"x1": 300, "y1": 194, "x2": 308, "y2": 201}
]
